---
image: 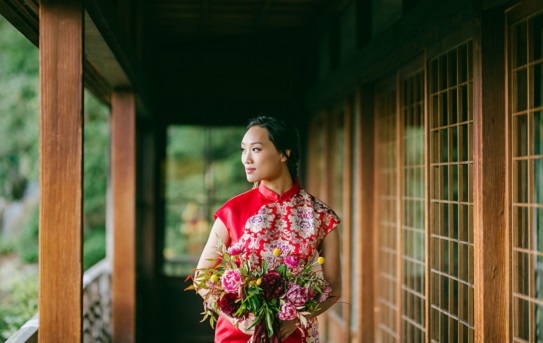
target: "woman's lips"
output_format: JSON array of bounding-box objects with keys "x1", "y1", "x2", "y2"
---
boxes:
[{"x1": 246, "y1": 168, "x2": 255, "y2": 174}]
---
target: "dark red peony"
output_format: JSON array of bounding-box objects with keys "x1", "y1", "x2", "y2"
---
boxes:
[
  {"x1": 261, "y1": 270, "x2": 285, "y2": 300},
  {"x1": 217, "y1": 292, "x2": 241, "y2": 317}
]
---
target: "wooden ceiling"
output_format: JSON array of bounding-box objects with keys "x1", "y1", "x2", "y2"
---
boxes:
[
  {"x1": 146, "y1": 0, "x2": 330, "y2": 46},
  {"x1": 142, "y1": 0, "x2": 347, "y2": 125},
  {"x1": 0, "y1": 0, "x2": 350, "y2": 125}
]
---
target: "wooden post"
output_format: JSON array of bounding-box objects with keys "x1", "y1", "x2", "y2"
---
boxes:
[
  {"x1": 38, "y1": 1, "x2": 84, "y2": 341},
  {"x1": 342, "y1": 97, "x2": 353, "y2": 342},
  {"x1": 356, "y1": 85, "x2": 375, "y2": 342},
  {"x1": 111, "y1": 90, "x2": 136, "y2": 343},
  {"x1": 473, "y1": 7, "x2": 508, "y2": 342}
]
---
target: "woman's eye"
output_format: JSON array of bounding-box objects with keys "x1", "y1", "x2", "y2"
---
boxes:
[
  {"x1": 252, "y1": 148, "x2": 261, "y2": 152},
  {"x1": 240, "y1": 148, "x2": 245, "y2": 153}
]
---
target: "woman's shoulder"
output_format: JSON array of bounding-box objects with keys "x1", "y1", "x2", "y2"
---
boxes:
[
  {"x1": 296, "y1": 188, "x2": 341, "y2": 232},
  {"x1": 214, "y1": 186, "x2": 261, "y2": 226},
  {"x1": 297, "y1": 188, "x2": 332, "y2": 209},
  {"x1": 220, "y1": 186, "x2": 259, "y2": 208}
]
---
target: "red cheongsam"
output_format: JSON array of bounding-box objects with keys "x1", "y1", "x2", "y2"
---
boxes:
[{"x1": 213, "y1": 180, "x2": 340, "y2": 343}]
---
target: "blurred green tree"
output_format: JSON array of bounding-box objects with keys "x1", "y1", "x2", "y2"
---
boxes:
[
  {"x1": 0, "y1": 13, "x2": 109, "y2": 338},
  {"x1": 0, "y1": 16, "x2": 39, "y2": 200}
]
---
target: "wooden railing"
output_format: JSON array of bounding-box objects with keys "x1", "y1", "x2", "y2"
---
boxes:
[
  {"x1": 5, "y1": 259, "x2": 112, "y2": 343},
  {"x1": 82, "y1": 259, "x2": 112, "y2": 342},
  {"x1": 4, "y1": 314, "x2": 38, "y2": 343}
]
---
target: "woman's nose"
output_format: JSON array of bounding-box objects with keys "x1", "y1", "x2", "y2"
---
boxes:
[{"x1": 243, "y1": 152, "x2": 252, "y2": 164}]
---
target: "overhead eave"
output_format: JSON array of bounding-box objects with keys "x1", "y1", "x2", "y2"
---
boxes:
[{"x1": 0, "y1": 0, "x2": 150, "y2": 116}]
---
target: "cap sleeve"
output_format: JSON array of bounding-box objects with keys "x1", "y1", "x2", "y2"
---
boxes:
[
  {"x1": 214, "y1": 204, "x2": 232, "y2": 235},
  {"x1": 323, "y1": 208, "x2": 341, "y2": 236}
]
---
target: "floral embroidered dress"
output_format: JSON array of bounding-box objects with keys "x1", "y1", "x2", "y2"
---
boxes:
[{"x1": 213, "y1": 180, "x2": 340, "y2": 343}]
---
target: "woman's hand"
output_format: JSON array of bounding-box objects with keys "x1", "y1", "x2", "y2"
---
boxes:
[{"x1": 279, "y1": 319, "x2": 299, "y2": 341}]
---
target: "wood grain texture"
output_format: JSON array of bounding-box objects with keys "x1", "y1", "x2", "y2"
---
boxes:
[
  {"x1": 473, "y1": 8, "x2": 508, "y2": 343},
  {"x1": 38, "y1": 1, "x2": 84, "y2": 341},
  {"x1": 359, "y1": 85, "x2": 376, "y2": 342},
  {"x1": 342, "y1": 96, "x2": 353, "y2": 342},
  {"x1": 324, "y1": 110, "x2": 348, "y2": 341},
  {"x1": 423, "y1": 50, "x2": 431, "y2": 343},
  {"x1": 111, "y1": 91, "x2": 136, "y2": 343},
  {"x1": 395, "y1": 71, "x2": 403, "y2": 342}
]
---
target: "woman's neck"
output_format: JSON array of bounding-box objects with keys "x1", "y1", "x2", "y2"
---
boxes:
[{"x1": 260, "y1": 176, "x2": 293, "y2": 197}]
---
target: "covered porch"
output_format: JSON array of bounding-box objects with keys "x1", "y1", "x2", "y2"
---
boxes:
[{"x1": 2, "y1": 0, "x2": 542, "y2": 342}]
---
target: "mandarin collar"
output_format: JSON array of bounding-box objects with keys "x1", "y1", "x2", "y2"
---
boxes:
[{"x1": 258, "y1": 179, "x2": 300, "y2": 202}]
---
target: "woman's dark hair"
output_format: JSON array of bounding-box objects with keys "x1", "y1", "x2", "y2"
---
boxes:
[{"x1": 247, "y1": 115, "x2": 301, "y2": 179}]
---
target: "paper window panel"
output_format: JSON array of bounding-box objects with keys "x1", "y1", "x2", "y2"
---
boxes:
[{"x1": 429, "y1": 41, "x2": 475, "y2": 343}]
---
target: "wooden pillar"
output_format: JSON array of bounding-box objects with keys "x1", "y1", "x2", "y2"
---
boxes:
[
  {"x1": 111, "y1": 90, "x2": 136, "y2": 343},
  {"x1": 321, "y1": 111, "x2": 331, "y2": 203},
  {"x1": 38, "y1": 1, "x2": 84, "y2": 342},
  {"x1": 473, "y1": 7, "x2": 508, "y2": 342},
  {"x1": 356, "y1": 85, "x2": 375, "y2": 342},
  {"x1": 138, "y1": 123, "x2": 159, "y2": 340},
  {"x1": 342, "y1": 98, "x2": 353, "y2": 342}
]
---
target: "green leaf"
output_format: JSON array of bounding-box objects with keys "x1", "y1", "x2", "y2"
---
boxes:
[
  {"x1": 265, "y1": 312, "x2": 274, "y2": 337},
  {"x1": 276, "y1": 264, "x2": 287, "y2": 276}
]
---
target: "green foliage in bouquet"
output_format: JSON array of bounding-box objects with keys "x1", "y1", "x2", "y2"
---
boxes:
[{"x1": 187, "y1": 238, "x2": 333, "y2": 342}]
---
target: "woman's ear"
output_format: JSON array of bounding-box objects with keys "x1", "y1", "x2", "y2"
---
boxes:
[{"x1": 281, "y1": 150, "x2": 290, "y2": 162}]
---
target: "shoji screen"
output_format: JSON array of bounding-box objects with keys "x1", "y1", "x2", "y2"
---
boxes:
[
  {"x1": 509, "y1": 12, "x2": 543, "y2": 342},
  {"x1": 400, "y1": 70, "x2": 426, "y2": 342},
  {"x1": 375, "y1": 81, "x2": 399, "y2": 342},
  {"x1": 428, "y1": 41, "x2": 475, "y2": 342}
]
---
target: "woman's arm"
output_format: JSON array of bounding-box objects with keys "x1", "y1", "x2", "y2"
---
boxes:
[
  {"x1": 310, "y1": 227, "x2": 342, "y2": 316},
  {"x1": 195, "y1": 218, "x2": 255, "y2": 335},
  {"x1": 279, "y1": 228, "x2": 342, "y2": 340},
  {"x1": 196, "y1": 217, "x2": 230, "y2": 272}
]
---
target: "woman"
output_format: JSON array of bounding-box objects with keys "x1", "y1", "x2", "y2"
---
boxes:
[{"x1": 196, "y1": 115, "x2": 341, "y2": 343}]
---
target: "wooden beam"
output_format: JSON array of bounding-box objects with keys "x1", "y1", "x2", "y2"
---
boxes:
[
  {"x1": 342, "y1": 96, "x2": 353, "y2": 342},
  {"x1": 473, "y1": 7, "x2": 508, "y2": 343},
  {"x1": 137, "y1": 122, "x2": 160, "y2": 341},
  {"x1": 85, "y1": 0, "x2": 149, "y2": 116},
  {"x1": 112, "y1": 90, "x2": 136, "y2": 343},
  {"x1": 357, "y1": 85, "x2": 375, "y2": 342},
  {"x1": 0, "y1": 0, "x2": 39, "y2": 45},
  {"x1": 423, "y1": 50, "x2": 430, "y2": 343},
  {"x1": 84, "y1": 12, "x2": 130, "y2": 93},
  {"x1": 38, "y1": 1, "x2": 84, "y2": 341},
  {"x1": 307, "y1": 0, "x2": 475, "y2": 112}
]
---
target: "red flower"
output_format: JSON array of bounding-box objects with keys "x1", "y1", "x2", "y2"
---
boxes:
[
  {"x1": 218, "y1": 292, "x2": 241, "y2": 317},
  {"x1": 261, "y1": 270, "x2": 285, "y2": 300}
]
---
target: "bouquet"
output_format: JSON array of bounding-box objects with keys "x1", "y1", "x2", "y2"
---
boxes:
[{"x1": 186, "y1": 239, "x2": 333, "y2": 342}]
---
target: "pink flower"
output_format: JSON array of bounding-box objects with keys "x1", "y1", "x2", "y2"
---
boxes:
[
  {"x1": 307, "y1": 287, "x2": 316, "y2": 299},
  {"x1": 227, "y1": 243, "x2": 243, "y2": 256},
  {"x1": 286, "y1": 283, "x2": 307, "y2": 307},
  {"x1": 322, "y1": 285, "x2": 332, "y2": 295},
  {"x1": 319, "y1": 284, "x2": 332, "y2": 302},
  {"x1": 277, "y1": 302, "x2": 297, "y2": 320},
  {"x1": 221, "y1": 269, "x2": 242, "y2": 293},
  {"x1": 285, "y1": 256, "x2": 299, "y2": 269}
]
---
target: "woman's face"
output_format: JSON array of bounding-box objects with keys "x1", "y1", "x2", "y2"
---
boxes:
[{"x1": 241, "y1": 126, "x2": 285, "y2": 183}]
